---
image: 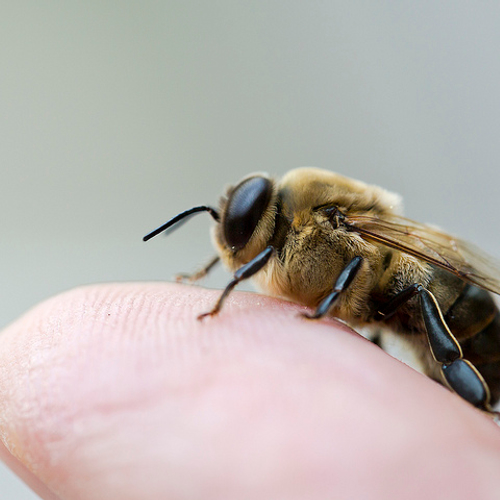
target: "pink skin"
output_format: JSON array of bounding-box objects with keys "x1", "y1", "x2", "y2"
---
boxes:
[{"x1": 1, "y1": 283, "x2": 500, "y2": 500}]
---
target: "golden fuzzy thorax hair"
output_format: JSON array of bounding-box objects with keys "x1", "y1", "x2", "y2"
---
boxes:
[{"x1": 278, "y1": 167, "x2": 402, "y2": 216}]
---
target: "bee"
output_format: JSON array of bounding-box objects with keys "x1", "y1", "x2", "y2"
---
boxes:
[{"x1": 144, "y1": 167, "x2": 500, "y2": 415}]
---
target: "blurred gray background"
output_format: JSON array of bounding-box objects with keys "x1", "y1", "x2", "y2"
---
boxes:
[{"x1": 2, "y1": 2, "x2": 500, "y2": 498}]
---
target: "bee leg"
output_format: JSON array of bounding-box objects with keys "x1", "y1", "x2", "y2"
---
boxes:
[
  {"x1": 302, "y1": 256, "x2": 363, "y2": 320},
  {"x1": 418, "y1": 287, "x2": 492, "y2": 412},
  {"x1": 197, "y1": 246, "x2": 275, "y2": 320},
  {"x1": 377, "y1": 284, "x2": 492, "y2": 412},
  {"x1": 374, "y1": 283, "x2": 421, "y2": 320},
  {"x1": 175, "y1": 255, "x2": 220, "y2": 283}
]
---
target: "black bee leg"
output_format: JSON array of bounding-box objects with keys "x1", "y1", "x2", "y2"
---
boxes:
[
  {"x1": 374, "y1": 283, "x2": 421, "y2": 320},
  {"x1": 376, "y1": 284, "x2": 492, "y2": 412},
  {"x1": 302, "y1": 256, "x2": 363, "y2": 320},
  {"x1": 175, "y1": 255, "x2": 220, "y2": 283},
  {"x1": 418, "y1": 288, "x2": 492, "y2": 412},
  {"x1": 197, "y1": 246, "x2": 275, "y2": 320}
]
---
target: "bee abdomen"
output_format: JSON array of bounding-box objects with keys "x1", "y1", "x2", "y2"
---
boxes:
[
  {"x1": 459, "y1": 311, "x2": 500, "y2": 363},
  {"x1": 444, "y1": 284, "x2": 497, "y2": 340}
]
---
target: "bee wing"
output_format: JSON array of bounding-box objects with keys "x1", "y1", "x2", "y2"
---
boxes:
[{"x1": 346, "y1": 213, "x2": 500, "y2": 295}]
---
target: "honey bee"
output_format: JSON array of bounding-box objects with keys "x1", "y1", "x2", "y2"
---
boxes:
[{"x1": 144, "y1": 167, "x2": 500, "y2": 415}]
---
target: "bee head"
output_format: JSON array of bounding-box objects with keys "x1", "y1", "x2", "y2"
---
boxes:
[{"x1": 143, "y1": 173, "x2": 276, "y2": 262}]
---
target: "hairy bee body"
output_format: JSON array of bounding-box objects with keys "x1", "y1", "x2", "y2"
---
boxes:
[
  {"x1": 145, "y1": 167, "x2": 500, "y2": 411},
  {"x1": 212, "y1": 168, "x2": 500, "y2": 406}
]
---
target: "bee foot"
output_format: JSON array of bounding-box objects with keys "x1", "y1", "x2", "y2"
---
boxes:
[
  {"x1": 174, "y1": 274, "x2": 187, "y2": 284},
  {"x1": 300, "y1": 312, "x2": 320, "y2": 320},
  {"x1": 197, "y1": 310, "x2": 218, "y2": 321}
]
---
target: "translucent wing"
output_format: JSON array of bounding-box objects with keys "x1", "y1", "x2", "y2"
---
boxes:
[{"x1": 345, "y1": 213, "x2": 500, "y2": 296}]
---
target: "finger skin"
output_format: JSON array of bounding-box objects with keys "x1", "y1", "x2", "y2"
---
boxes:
[
  {"x1": 0, "y1": 283, "x2": 500, "y2": 500},
  {"x1": 0, "y1": 441, "x2": 60, "y2": 500}
]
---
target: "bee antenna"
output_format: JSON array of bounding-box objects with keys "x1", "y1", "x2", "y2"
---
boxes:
[{"x1": 143, "y1": 206, "x2": 220, "y2": 242}]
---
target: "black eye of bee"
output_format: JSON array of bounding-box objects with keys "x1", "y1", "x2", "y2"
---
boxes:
[{"x1": 224, "y1": 176, "x2": 273, "y2": 251}]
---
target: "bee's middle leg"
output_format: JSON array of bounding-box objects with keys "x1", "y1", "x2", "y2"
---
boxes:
[
  {"x1": 302, "y1": 256, "x2": 364, "y2": 319},
  {"x1": 175, "y1": 255, "x2": 220, "y2": 283}
]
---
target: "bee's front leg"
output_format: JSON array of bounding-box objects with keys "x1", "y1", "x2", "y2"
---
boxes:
[{"x1": 198, "y1": 246, "x2": 275, "y2": 320}]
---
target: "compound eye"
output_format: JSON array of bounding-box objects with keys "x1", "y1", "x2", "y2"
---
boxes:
[{"x1": 224, "y1": 176, "x2": 273, "y2": 251}]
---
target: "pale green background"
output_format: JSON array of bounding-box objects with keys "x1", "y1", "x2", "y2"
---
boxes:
[{"x1": 2, "y1": 2, "x2": 500, "y2": 498}]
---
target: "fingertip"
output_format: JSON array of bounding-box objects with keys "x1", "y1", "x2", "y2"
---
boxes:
[
  {"x1": 1, "y1": 283, "x2": 500, "y2": 499},
  {"x1": 0, "y1": 441, "x2": 61, "y2": 500}
]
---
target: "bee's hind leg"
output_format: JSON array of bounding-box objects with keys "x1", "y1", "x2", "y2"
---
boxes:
[
  {"x1": 377, "y1": 284, "x2": 494, "y2": 414},
  {"x1": 419, "y1": 287, "x2": 493, "y2": 412}
]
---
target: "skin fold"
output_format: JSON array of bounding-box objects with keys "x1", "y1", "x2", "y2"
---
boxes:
[{"x1": 0, "y1": 283, "x2": 500, "y2": 500}]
